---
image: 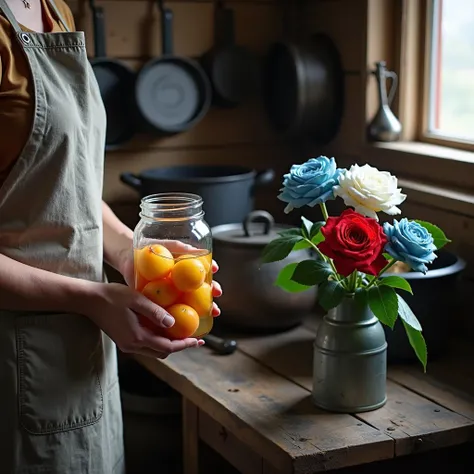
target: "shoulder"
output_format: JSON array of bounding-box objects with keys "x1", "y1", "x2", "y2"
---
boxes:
[{"x1": 54, "y1": 0, "x2": 76, "y2": 31}]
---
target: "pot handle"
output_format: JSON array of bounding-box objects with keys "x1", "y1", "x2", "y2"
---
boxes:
[
  {"x1": 120, "y1": 172, "x2": 142, "y2": 191},
  {"x1": 255, "y1": 168, "x2": 275, "y2": 186},
  {"x1": 243, "y1": 210, "x2": 275, "y2": 236}
]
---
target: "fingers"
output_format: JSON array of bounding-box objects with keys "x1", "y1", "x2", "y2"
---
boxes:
[
  {"x1": 212, "y1": 280, "x2": 222, "y2": 297},
  {"x1": 140, "y1": 331, "x2": 204, "y2": 357},
  {"x1": 212, "y1": 302, "x2": 221, "y2": 317},
  {"x1": 130, "y1": 292, "x2": 175, "y2": 328},
  {"x1": 212, "y1": 260, "x2": 219, "y2": 273}
]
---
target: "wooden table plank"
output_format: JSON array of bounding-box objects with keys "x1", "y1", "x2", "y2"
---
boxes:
[
  {"x1": 135, "y1": 346, "x2": 393, "y2": 474},
  {"x1": 236, "y1": 326, "x2": 474, "y2": 458}
]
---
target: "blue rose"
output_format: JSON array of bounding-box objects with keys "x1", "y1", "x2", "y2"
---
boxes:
[
  {"x1": 278, "y1": 156, "x2": 343, "y2": 213},
  {"x1": 383, "y1": 219, "x2": 437, "y2": 274}
]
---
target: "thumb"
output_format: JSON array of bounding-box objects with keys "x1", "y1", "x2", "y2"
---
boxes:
[{"x1": 131, "y1": 292, "x2": 175, "y2": 328}]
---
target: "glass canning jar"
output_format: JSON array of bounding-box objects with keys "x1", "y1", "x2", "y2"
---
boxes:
[{"x1": 133, "y1": 193, "x2": 213, "y2": 339}]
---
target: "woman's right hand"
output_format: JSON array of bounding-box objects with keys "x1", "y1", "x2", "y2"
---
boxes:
[{"x1": 81, "y1": 282, "x2": 203, "y2": 359}]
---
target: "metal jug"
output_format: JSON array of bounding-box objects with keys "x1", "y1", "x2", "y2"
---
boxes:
[{"x1": 367, "y1": 61, "x2": 402, "y2": 142}]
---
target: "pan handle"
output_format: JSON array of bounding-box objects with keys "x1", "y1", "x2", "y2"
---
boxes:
[
  {"x1": 157, "y1": 0, "x2": 173, "y2": 55},
  {"x1": 215, "y1": 1, "x2": 235, "y2": 48},
  {"x1": 89, "y1": 0, "x2": 106, "y2": 58},
  {"x1": 120, "y1": 172, "x2": 142, "y2": 191}
]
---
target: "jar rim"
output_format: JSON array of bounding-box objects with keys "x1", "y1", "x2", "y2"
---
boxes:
[
  {"x1": 140, "y1": 193, "x2": 204, "y2": 220},
  {"x1": 141, "y1": 192, "x2": 203, "y2": 207}
]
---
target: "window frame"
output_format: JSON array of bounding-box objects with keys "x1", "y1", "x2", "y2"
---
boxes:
[
  {"x1": 363, "y1": 0, "x2": 474, "y2": 218},
  {"x1": 418, "y1": 0, "x2": 474, "y2": 152}
]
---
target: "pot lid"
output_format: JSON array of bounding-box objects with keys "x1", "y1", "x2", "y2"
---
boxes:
[{"x1": 211, "y1": 210, "x2": 293, "y2": 248}]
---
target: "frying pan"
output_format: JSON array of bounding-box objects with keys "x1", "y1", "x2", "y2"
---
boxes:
[
  {"x1": 201, "y1": 1, "x2": 260, "y2": 108},
  {"x1": 262, "y1": 33, "x2": 344, "y2": 144},
  {"x1": 88, "y1": 0, "x2": 136, "y2": 150},
  {"x1": 135, "y1": 0, "x2": 212, "y2": 135}
]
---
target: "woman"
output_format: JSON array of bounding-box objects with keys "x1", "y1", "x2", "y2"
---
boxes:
[{"x1": 0, "y1": 0, "x2": 222, "y2": 472}]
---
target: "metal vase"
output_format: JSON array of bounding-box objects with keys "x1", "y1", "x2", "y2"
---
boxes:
[{"x1": 312, "y1": 297, "x2": 387, "y2": 413}]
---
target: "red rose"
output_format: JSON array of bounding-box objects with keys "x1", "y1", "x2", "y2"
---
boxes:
[{"x1": 318, "y1": 209, "x2": 388, "y2": 277}]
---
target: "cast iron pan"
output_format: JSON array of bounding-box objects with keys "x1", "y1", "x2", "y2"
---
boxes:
[
  {"x1": 262, "y1": 33, "x2": 344, "y2": 144},
  {"x1": 201, "y1": 1, "x2": 260, "y2": 108},
  {"x1": 88, "y1": 0, "x2": 136, "y2": 149},
  {"x1": 135, "y1": 0, "x2": 212, "y2": 134}
]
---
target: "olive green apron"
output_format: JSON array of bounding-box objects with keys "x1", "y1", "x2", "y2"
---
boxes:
[{"x1": 0, "y1": 1, "x2": 125, "y2": 472}]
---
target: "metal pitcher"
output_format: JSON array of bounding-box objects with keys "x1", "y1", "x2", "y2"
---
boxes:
[
  {"x1": 367, "y1": 61, "x2": 402, "y2": 142},
  {"x1": 312, "y1": 297, "x2": 387, "y2": 413}
]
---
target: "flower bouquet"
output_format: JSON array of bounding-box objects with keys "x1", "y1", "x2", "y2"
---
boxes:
[{"x1": 262, "y1": 156, "x2": 450, "y2": 376}]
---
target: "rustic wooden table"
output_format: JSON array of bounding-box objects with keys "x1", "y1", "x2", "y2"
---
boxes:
[{"x1": 135, "y1": 319, "x2": 474, "y2": 474}]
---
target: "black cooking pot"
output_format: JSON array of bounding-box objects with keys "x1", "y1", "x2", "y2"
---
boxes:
[
  {"x1": 120, "y1": 165, "x2": 275, "y2": 228},
  {"x1": 381, "y1": 250, "x2": 466, "y2": 362}
]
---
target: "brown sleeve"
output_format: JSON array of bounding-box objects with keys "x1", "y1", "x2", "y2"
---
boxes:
[{"x1": 55, "y1": 0, "x2": 76, "y2": 32}]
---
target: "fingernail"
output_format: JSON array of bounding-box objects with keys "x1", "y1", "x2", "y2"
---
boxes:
[
  {"x1": 198, "y1": 339, "x2": 205, "y2": 346},
  {"x1": 163, "y1": 316, "x2": 175, "y2": 327}
]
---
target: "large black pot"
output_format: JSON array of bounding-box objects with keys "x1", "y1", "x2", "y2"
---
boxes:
[
  {"x1": 382, "y1": 250, "x2": 466, "y2": 363},
  {"x1": 120, "y1": 165, "x2": 275, "y2": 228}
]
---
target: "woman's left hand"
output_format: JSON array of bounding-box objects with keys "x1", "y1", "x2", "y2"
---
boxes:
[{"x1": 119, "y1": 240, "x2": 222, "y2": 317}]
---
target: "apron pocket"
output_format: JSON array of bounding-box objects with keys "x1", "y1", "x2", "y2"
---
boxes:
[{"x1": 15, "y1": 313, "x2": 104, "y2": 435}]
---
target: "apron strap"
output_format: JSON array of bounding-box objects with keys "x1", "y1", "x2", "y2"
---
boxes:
[
  {"x1": 47, "y1": 0, "x2": 71, "y2": 33},
  {"x1": 0, "y1": 0, "x2": 23, "y2": 33},
  {"x1": 0, "y1": 0, "x2": 71, "y2": 33}
]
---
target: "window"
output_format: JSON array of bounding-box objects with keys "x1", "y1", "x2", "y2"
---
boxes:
[{"x1": 423, "y1": 0, "x2": 474, "y2": 148}]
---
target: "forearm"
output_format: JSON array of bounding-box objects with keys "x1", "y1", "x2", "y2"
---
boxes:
[
  {"x1": 102, "y1": 201, "x2": 133, "y2": 273},
  {"x1": 0, "y1": 253, "x2": 95, "y2": 313}
]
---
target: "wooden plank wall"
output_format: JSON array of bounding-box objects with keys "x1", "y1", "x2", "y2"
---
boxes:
[{"x1": 67, "y1": 0, "x2": 300, "y2": 227}]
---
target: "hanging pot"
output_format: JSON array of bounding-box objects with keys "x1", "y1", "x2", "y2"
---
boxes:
[
  {"x1": 134, "y1": 0, "x2": 212, "y2": 135},
  {"x1": 89, "y1": 0, "x2": 136, "y2": 150},
  {"x1": 211, "y1": 210, "x2": 318, "y2": 333},
  {"x1": 120, "y1": 165, "x2": 274, "y2": 228},
  {"x1": 262, "y1": 33, "x2": 344, "y2": 143},
  {"x1": 201, "y1": 1, "x2": 260, "y2": 107}
]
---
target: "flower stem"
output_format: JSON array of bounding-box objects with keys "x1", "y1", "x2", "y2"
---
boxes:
[
  {"x1": 320, "y1": 203, "x2": 329, "y2": 221},
  {"x1": 348, "y1": 271, "x2": 358, "y2": 292},
  {"x1": 306, "y1": 239, "x2": 348, "y2": 290},
  {"x1": 365, "y1": 259, "x2": 397, "y2": 289}
]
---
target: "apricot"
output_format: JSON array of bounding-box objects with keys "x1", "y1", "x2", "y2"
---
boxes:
[
  {"x1": 163, "y1": 304, "x2": 200, "y2": 340},
  {"x1": 170, "y1": 258, "x2": 206, "y2": 292},
  {"x1": 142, "y1": 278, "x2": 181, "y2": 308},
  {"x1": 181, "y1": 282, "x2": 212, "y2": 317},
  {"x1": 136, "y1": 244, "x2": 174, "y2": 281}
]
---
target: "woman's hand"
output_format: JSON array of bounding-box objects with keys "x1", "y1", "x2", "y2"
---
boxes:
[
  {"x1": 118, "y1": 240, "x2": 222, "y2": 317},
  {"x1": 82, "y1": 282, "x2": 204, "y2": 359}
]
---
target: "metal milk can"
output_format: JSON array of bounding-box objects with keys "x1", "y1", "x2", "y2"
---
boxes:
[{"x1": 312, "y1": 296, "x2": 387, "y2": 413}]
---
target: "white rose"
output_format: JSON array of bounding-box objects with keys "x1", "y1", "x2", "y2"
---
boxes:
[{"x1": 333, "y1": 164, "x2": 406, "y2": 221}]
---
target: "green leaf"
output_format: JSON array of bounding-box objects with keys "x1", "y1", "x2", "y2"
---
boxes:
[
  {"x1": 383, "y1": 252, "x2": 393, "y2": 261},
  {"x1": 301, "y1": 216, "x2": 313, "y2": 239},
  {"x1": 397, "y1": 294, "x2": 422, "y2": 331},
  {"x1": 318, "y1": 280, "x2": 346, "y2": 311},
  {"x1": 402, "y1": 320, "x2": 427, "y2": 372},
  {"x1": 309, "y1": 221, "x2": 325, "y2": 240},
  {"x1": 261, "y1": 236, "x2": 301, "y2": 263},
  {"x1": 277, "y1": 228, "x2": 302, "y2": 238},
  {"x1": 293, "y1": 240, "x2": 312, "y2": 251},
  {"x1": 414, "y1": 220, "x2": 451, "y2": 250},
  {"x1": 367, "y1": 285, "x2": 398, "y2": 329},
  {"x1": 311, "y1": 231, "x2": 325, "y2": 245},
  {"x1": 380, "y1": 276, "x2": 413, "y2": 294},
  {"x1": 275, "y1": 263, "x2": 313, "y2": 293},
  {"x1": 291, "y1": 259, "x2": 332, "y2": 286}
]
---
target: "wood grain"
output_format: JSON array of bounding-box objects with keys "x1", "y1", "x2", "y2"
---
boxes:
[
  {"x1": 135, "y1": 347, "x2": 393, "y2": 474},
  {"x1": 236, "y1": 325, "x2": 474, "y2": 458}
]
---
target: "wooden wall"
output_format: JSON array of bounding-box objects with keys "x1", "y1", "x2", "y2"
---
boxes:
[{"x1": 68, "y1": 0, "x2": 300, "y2": 227}]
